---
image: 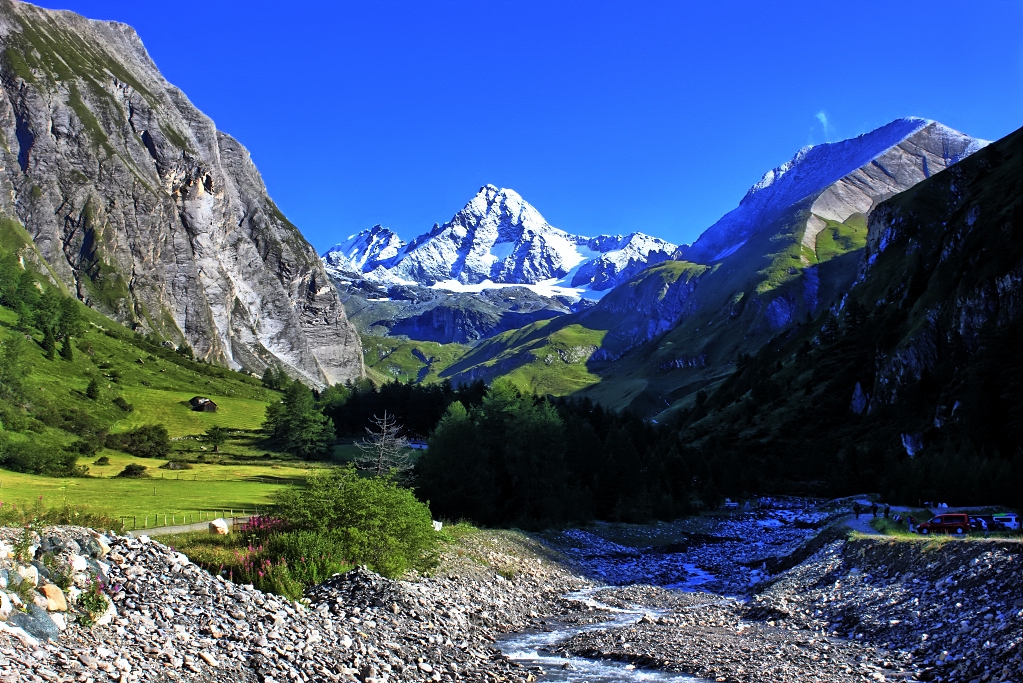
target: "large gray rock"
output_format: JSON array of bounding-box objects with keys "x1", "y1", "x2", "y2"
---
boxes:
[{"x1": 0, "y1": 1, "x2": 362, "y2": 387}]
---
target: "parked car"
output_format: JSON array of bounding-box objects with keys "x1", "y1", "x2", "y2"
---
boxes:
[
  {"x1": 974, "y1": 515, "x2": 1009, "y2": 531},
  {"x1": 917, "y1": 513, "x2": 971, "y2": 535},
  {"x1": 992, "y1": 513, "x2": 1020, "y2": 531}
]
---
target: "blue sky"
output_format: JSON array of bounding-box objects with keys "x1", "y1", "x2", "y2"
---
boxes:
[{"x1": 37, "y1": 1, "x2": 1023, "y2": 250}]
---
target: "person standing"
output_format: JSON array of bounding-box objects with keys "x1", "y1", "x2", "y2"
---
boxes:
[
  {"x1": 908, "y1": 516, "x2": 915, "y2": 533},
  {"x1": 871, "y1": 502, "x2": 878, "y2": 518},
  {"x1": 854, "y1": 502, "x2": 861, "y2": 520},
  {"x1": 884, "y1": 503, "x2": 890, "y2": 519}
]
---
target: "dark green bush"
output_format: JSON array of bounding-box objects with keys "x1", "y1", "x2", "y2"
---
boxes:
[
  {"x1": 116, "y1": 463, "x2": 149, "y2": 478},
  {"x1": 0, "y1": 436, "x2": 82, "y2": 476},
  {"x1": 273, "y1": 466, "x2": 436, "y2": 578},
  {"x1": 106, "y1": 424, "x2": 169, "y2": 458}
]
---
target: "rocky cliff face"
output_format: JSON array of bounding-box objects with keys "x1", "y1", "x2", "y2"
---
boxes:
[
  {"x1": 323, "y1": 185, "x2": 676, "y2": 293},
  {"x1": 332, "y1": 273, "x2": 573, "y2": 344},
  {"x1": 684, "y1": 118, "x2": 986, "y2": 264},
  {"x1": 0, "y1": 1, "x2": 362, "y2": 386}
]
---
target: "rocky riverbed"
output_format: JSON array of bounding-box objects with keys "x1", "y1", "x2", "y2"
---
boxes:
[{"x1": 0, "y1": 504, "x2": 1019, "y2": 683}]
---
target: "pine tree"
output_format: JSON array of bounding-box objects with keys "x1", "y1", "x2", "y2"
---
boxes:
[
  {"x1": 41, "y1": 326, "x2": 56, "y2": 360},
  {"x1": 59, "y1": 335, "x2": 73, "y2": 361},
  {"x1": 85, "y1": 378, "x2": 100, "y2": 400}
]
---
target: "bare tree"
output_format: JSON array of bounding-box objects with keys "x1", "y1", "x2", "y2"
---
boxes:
[{"x1": 355, "y1": 411, "x2": 413, "y2": 479}]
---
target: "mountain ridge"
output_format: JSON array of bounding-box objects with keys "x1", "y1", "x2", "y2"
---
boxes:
[
  {"x1": 432, "y1": 119, "x2": 989, "y2": 411},
  {"x1": 323, "y1": 185, "x2": 676, "y2": 295},
  {"x1": 0, "y1": 0, "x2": 363, "y2": 387}
]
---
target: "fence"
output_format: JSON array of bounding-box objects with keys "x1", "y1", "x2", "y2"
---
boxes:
[{"x1": 120, "y1": 508, "x2": 261, "y2": 530}]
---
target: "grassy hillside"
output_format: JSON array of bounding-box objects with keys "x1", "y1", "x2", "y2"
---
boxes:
[
  {"x1": 360, "y1": 335, "x2": 469, "y2": 385},
  {"x1": 0, "y1": 303, "x2": 279, "y2": 453},
  {"x1": 0, "y1": 215, "x2": 339, "y2": 516},
  {"x1": 439, "y1": 319, "x2": 607, "y2": 395},
  {"x1": 664, "y1": 126, "x2": 1023, "y2": 507}
]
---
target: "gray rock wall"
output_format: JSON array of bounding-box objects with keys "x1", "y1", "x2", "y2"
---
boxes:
[{"x1": 0, "y1": 1, "x2": 362, "y2": 386}]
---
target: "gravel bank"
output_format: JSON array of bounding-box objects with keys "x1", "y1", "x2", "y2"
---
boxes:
[
  {"x1": 0, "y1": 515, "x2": 1019, "y2": 683},
  {"x1": 552, "y1": 537, "x2": 1023, "y2": 682},
  {"x1": 0, "y1": 526, "x2": 589, "y2": 682}
]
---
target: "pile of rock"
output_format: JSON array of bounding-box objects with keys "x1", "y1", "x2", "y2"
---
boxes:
[
  {"x1": 555, "y1": 536, "x2": 1022, "y2": 683},
  {"x1": 757, "y1": 537, "x2": 1023, "y2": 682},
  {"x1": 0, "y1": 526, "x2": 587, "y2": 683},
  {"x1": 0, "y1": 526, "x2": 115, "y2": 647}
]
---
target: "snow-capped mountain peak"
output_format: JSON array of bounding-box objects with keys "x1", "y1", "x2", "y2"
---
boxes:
[
  {"x1": 322, "y1": 185, "x2": 676, "y2": 297},
  {"x1": 685, "y1": 118, "x2": 988, "y2": 263},
  {"x1": 323, "y1": 225, "x2": 405, "y2": 273}
]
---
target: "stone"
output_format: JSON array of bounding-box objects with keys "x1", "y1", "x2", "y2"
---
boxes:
[
  {"x1": 49, "y1": 613, "x2": 66, "y2": 631},
  {"x1": 209, "y1": 519, "x2": 230, "y2": 536},
  {"x1": 0, "y1": 592, "x2": 10, "y2": 620},
  {"x1": 8, "y1": 604, "x2": 60, "y2": 642},
  {"x1": 16, "y1": 565, "x2": 39, "y2": 587},
  {"x1": 95, "y1": 600, "x2": 117, "y2": 627},
  {"x1": 69, "y1": 555, "x2": 88, "y2": 572},
  {"x1": 40, "y1": 585, "x2": 66, "y2": 612},
  {"x1": 87, "y1": 533, "x2": 110, "y2": 558}
]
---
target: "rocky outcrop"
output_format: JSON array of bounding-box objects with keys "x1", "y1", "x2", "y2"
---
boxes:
[
  {"x1": 0, "y1": 1, "x2": 362, "y2": 386},
  {"x1": 685, "y1": 118, "x2": 986, "y2": 264},
  {"x1": 334, "y1": 275, "x2": 572, "y2": 344},
  {"x1": 857, "y1": 124, "x2": 1023, "y2": 410}
]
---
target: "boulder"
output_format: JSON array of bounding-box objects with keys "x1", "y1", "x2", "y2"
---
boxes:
[
  {"x1": 8, "y1": 603, "x2": 60, "y2": 642},
  {"x1": 41, "y1": 585, "x2": 67, "y2": 612},
  {"x1": 209, "y1": 519, "x2": 230, "y2": 535}
]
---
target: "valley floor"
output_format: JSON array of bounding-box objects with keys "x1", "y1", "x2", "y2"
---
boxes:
[{"x1": 0, "y1": 505, "x2": 1020, "y2": 683}]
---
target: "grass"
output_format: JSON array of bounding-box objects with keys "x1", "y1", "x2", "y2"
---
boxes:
[
  {"x1": 0, "y1": 267, "x2": 326, "y2": 519},
  {"x1": 0, "y1": 451, "x2": 314, "y2": 523},
  {"x1": 112, "y1": 389, "x2": 269, "y2": 437},
  {"x1": 868, "y1": 514, "x2": 1022, "y2": 540},
  {"x1": 361, "y1": 335, "x2": 469, "y2": 385},
  {"x1": 440, "y1": 319, "x2": 608, "y2": 395}
]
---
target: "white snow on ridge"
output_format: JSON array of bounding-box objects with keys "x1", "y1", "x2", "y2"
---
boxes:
[
  {"x1": 430, "y1": 278, "x2": 610, "y2": 301},
  {"x1": 322, "y1": 185, "x2": 675, "y2": 299},
  {"x1": 685, "y1": 118, "x2": 988, "y2": 264}
]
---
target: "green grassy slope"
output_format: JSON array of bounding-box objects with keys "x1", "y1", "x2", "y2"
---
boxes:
[
  {"x1": 666, "y1": 126, "x2": 1023, "y2": 504},
  {"x1": 360, "y1": 335, "x2": 469, "y2": 385}
]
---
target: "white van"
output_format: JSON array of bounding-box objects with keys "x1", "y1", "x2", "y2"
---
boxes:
[{"x1": 992, "y1": 513, "x2": 1019, "y2": 531}]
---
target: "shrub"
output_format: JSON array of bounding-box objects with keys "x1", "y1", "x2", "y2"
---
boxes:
[
  {"x1": 93, "y1": 456, "x2": 110, "y2": 466},
  {"x1": 273, "y1": 466, "x2": 436, "y2": 578},
  {"x1": 67, "y1": 439, "x2": 100, "y2": 456},
  {"x1": 106, "y1": 424, "x2": 169, "y2": 458},
  {"x1": 112, "y1": 396, "x2": 134, "y2": 412},
  {"x1": 0, "y1": 436, "x2": 83, "y2": 476},
  {"x1": 116, "y1": 463, "x2": 149, "y2": 478}
]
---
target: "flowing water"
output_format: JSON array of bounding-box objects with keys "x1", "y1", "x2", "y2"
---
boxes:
[
  {"x1": 498, "y1": 504, "x2": 827, "y2": 681},
  {"x1": 498, "y1": 584, "x2": 713, "y2": 682}
]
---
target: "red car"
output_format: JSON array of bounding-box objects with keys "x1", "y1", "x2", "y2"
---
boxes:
[{"x1": 917, "y1": 513, "x2": 971, "y2": 535}]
